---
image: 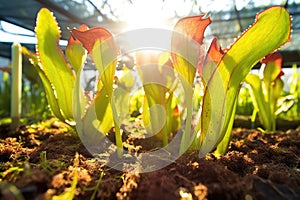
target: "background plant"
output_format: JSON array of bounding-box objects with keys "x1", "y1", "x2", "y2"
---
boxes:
[
  {"x1": 278, "y1": 64, "x2": 300, "y2": 121},
  {"x1": 245, "y1": 52, "x2": 286, "y2": 131},
  {"x1": 234, "y1": 64, "x2": 300, "y2": 129},
  {"x1": 136, "y1": 51, "x2": 180, "y2": 146},
  {"x1": 0, "y1": 56, "x2": 51, "y2": 124},
  {"x1": 236, "y1": 86, "x2": 254, "y2": 116},
  {"x1": 0, "y1": 68, "x2": 11, "y2": 118}
]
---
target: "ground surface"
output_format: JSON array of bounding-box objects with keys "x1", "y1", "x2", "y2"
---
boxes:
[{"x1": 0, "y1": 118, "x2": 299, "y2": 200}]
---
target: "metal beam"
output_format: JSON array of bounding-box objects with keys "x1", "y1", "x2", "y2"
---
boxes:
[{"x1": 34, "y1": 0, "x2": 86, "y2": 25}]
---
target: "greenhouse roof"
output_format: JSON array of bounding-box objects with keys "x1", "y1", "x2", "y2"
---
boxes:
[{"x1": 0, "y1": 0, "x2": 300, "y2": 66}]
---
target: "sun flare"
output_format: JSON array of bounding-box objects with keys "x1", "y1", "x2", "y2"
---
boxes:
[
  {"x1": 122, "y1": 0, "x2": 193, "y2": 31},
  {"x1": 119, "y1": 0, "x2": 193, "y2": 55},
  {"x1": 123, "y1": 0, "x2": 169, "y2": 30}
]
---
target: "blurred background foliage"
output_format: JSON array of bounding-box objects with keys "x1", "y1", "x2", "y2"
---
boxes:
[{"x1": 0, "y1": 57, "x2": 52, "y2": 124}]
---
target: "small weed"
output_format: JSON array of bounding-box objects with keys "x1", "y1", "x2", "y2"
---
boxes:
[{"x1": 38, "y1": 151, "x2": 54, "y2": 173}]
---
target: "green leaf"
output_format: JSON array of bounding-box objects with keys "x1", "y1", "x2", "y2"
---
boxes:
[
  {"x1": 70, "y1": 26, "x2": 118, "y2": 95},
  {"x1": 117, "y1": 67, "x2": 135, "y2": 90},
  {"x1": 166, "y1": 93, "x2": 180, "y2": 134},
  {"x1": 36, "y1": 8, "x2": 75, "y2": 122},
  {"x1": 171, "y1": 15, "x2": 211, "y2": 86},
  {"x1": 136, "y1": 51, "x2": 176, "y2": 145},
  {"x1": 94, "y1": 89, "x2": 114, "y2": 134},
  {"x1": 66, "y1": 43, "x2": 86, "y2": 73},
  {"x1": 34, "y1": 65, "x2": 65, "y2": 122},
  {"x1": 199, "y1": 6, "x2": 291, "y2": 155},
  {"x1": 171, "y1": 15, "x2": 211, "y2": 153},
  {"x1": 214, "y1": 95, "x2": 238, "y2": 156},
  {"x1": 289, "y1": 64, "x2": 299, "y2": 94},
  {"x1": 200, "y1": 37, "x2": 224, "y2": 85},
  {"x1": 262, "y1": 53, "x2": 284, "y2": 120},
  {"x1": 142, "y1": 96, "x2": 167, "y2": 139},
  {"x1": 113, "y1": 68, "x2": 135, "y2": 126},
  {"x1": 22, "y1": 46, "x2": 65, "y2": 121},
  {"x1": 71, "y1": 26, "x2": 121, "y2": 154},
  {"x1": 92, "y1": 40, "x2": 118, "y2": 95},
  {"x1": 66, "y1": 24, "x2": 88, "y2": 73},
  {"x1": 272, "y1": 78, "x2": 284, "y2": 107},
  {"x1": 73, "y1": 73, "x2": 106, "y2": 144},
  {"x1": 262, "y1": 52, "x2": 283, "y2": 84},
  {"x1": 91, "y1": 39, "x2": 117, "y2": 134},
  {"x1": 245, "y1": 74, "x2": 272, "y2": 130}
]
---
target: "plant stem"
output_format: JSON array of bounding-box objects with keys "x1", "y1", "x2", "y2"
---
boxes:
[
  {"x1": 162, "y1": 125, "x2": 168, "y2": 147},
  {"x1": 90, "y1": 171, "x2": 104, "y2": 200},
  {"x1": 110, "y1": 96, "x2": 123, "y2": 157},
  {"x1": 11, "y1": 42, "x2": 22, "y2": 131},
  {"x1": 251, "y1": 108, "x2": 258, "y2": 129},
  {"x1": 114, "y1": 120, "x2": 123, "y2": 157},
  {"x1": 179, "y1": 83, "x2": 193, "y2": 154}
]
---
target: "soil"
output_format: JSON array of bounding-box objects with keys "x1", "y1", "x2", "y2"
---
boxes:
[{"x1": 0, "y1": 118, "x2": 299, "y2": 200}]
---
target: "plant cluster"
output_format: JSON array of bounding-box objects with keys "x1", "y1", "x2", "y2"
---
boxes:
[
  {"x1": 280, "y1": 64, "x2": 300, "y2": 120},
  {"x1": 0, "y1": 57, "x2": 51, "y2": 123},
  {"x1": 32, "y1": 6, "x2": 291, "y2": 157},
  {"x1": 245, "y1": 52, "x2": 290, "y2": 131},
  {"x1": 235, "y1": 60, "x2": 300, "y2": 131}
]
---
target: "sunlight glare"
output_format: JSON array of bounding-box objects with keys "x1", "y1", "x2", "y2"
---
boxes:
[
  {"x1": 123, "y1": 0, "x2": 169, "y2": 30},
  {"x1": 122, "y1": 0, "x2": 194, "y2": 31}
]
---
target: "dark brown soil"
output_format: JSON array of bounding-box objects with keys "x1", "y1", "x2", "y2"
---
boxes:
[{"x1": 0, "y1": 118, "x2": 299, "y2": 200}]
